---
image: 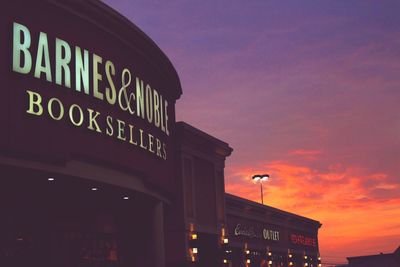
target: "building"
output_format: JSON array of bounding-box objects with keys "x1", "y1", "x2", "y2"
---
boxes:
[
  {"x1": 338, "y1": 246, "x2": 400, "y2": 267},
  {"x1": 224, "y1": 194, "x2": 322, "y2": 267},
  {"x1": 0, "y1": 1, "x2": 321, "y2": 267}
]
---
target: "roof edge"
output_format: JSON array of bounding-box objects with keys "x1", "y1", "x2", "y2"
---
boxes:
[
  {"x1": 225, "y1": 193, "x2": 322, "y2": 227},
  {"x1": 176, "y1": 121, "x2": 233, "y2": 157}
]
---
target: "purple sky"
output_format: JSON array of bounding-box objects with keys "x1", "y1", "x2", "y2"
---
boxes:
[{"x1": 103, "y1": 0, "x2": 399, "y2": 264}]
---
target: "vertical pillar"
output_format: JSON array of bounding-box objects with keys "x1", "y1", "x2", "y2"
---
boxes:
[{"x1": 150, "y1": 201, "x2": 166, "y2": 267}]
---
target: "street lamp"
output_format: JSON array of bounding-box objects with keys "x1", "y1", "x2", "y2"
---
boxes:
[{"x1": 252, "y1": 174, "x2": 270, "y2": 204}]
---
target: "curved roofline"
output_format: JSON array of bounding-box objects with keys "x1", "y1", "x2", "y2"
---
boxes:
[{"x1": 50, "y1": 0, "x2": 182, "y2": 99}]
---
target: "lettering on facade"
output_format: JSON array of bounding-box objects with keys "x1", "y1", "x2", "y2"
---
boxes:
[
  {"x1": 290, "y1": 234, "x2": 316, "y2": 247},
  {"x1": 12, "y1": 22, "x2": 171, "y2": 160},
  {"x1": 234, "y1": 224, "x2": 280, "y2": 241}
]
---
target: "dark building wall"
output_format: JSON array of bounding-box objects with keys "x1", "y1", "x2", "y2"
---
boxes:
[
  {"x1": 165, "y1": 122, "x2": 232, "y2": 267},
  {"x1": 346, "y1": 247, "x2": 400, "y2": 267},
  {"x1": 194, "y1": 158, "x2": 218, "y2": 226},
  {"x1": 0, "y1": 164, "x2": 170, "y2": 267}
]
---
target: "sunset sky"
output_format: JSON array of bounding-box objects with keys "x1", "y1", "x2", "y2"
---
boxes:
[{"x1": 104, "y1": 1, "x2": 400, "y2": 265}]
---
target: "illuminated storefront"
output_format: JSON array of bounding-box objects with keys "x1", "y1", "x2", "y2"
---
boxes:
[
  {"x1": 1, "y1": 1, "x2": 181, "y2": 267},
  {"x1": 223, "y1": 194, "x2": 322, "y2": 267},
  {"x1": 0, "y1": 1, "x2": 321, "y2": 267}
]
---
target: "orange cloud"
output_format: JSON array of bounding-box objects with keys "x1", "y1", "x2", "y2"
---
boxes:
[{"x1": 225, "y1": 161, "x2": 400, "y2": 265}]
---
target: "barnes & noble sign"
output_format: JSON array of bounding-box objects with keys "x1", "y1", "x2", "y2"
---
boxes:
[
  {"x1": 0, "y1": 1, "x2": 182, "y2": 191},
  {"x1": 14, "y1": 22, "x2": 169, "y2": 160}
]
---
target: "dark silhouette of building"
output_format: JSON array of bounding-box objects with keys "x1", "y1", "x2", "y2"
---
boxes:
[{"x1": 336, "y1": 246, "x2": 400, "y2": 267}]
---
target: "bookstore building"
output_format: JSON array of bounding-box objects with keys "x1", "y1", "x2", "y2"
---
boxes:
[{"x1": 0, "y1": 1, "x2": 322, "y2": 267}]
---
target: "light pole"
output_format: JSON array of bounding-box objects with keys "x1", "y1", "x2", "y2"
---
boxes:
[{"x1": 252, "y1": 174, "x2": 270, "y2": 204}]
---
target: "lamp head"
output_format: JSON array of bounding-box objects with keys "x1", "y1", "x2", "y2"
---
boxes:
[
  {"x1": 261, "y1": 174, "x2": 270, "y2": 181},
  {"x1": 252, "y1": 174, "x2": 270, "y2": 182}
]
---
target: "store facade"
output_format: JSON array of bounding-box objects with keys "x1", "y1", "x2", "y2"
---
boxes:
[
  {"x1": 223, "y1": 194, "x2": 322, "y2": 267},
  {"x1": 1, "y1": 1, "x2": 182, "y2": 267},
  {"x1": 0, "y1": 1, "x2": 321, "y2": 267}
]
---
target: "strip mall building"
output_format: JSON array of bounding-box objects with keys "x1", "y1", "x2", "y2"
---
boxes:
[{"x1": 0, "y1": 1, "x2": 322, "y2": 267}]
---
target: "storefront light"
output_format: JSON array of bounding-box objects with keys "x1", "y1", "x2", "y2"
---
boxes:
[
  {"x1": 318, "y1": 264, "x2": 322, "y2": 267},
  {"x1": 268, "y1": 252, "x2": 272, "y2": 256},
  {"x1": 246, "y1": 259, "x2": 251, "y2": 264},
  {"x1": 318, "y1": 256, "x2": 321, "y2": 261},
  {"x1": 223, "y1": 238, "x2": 229, "y2": 244},
  {"x1": 304, "y1": 263, "x2": 308, "y2": 267},
  {"x1": 192, "y1": 248, "x2": 198, "y2": 254},
  {"x1": 268, "y1": 260, "x2": 272, "y2": 264},
  {"x1": 223, "y1": 259, "x2": 228, "y2": 264},
  {"x1": 245, "y1": 249, "x2": 250, "y2": 254},
  {"x1": 289, "y1": 254, "x2": 293, "y2": 258},
  {"x1": 304, "y1": 255, "x2": 308, "y2": 259},
  {"x1": 191, "y1": 233, "x2": 198, "y2": 240},
  {"x1": 289, "y1": 262, "x2": 293, "y2": 266}
]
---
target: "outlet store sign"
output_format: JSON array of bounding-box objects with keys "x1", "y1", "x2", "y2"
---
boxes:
[{"x1": 234, "y1": 224, "x2": 280, "y2": 242}]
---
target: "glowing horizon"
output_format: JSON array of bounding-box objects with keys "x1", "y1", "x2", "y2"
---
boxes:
[{"x1": 225, "y1": 158, "x2": 400, "y2": 264}]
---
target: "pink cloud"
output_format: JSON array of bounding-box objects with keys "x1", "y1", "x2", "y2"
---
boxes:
[{"x1": 289, "y1": 149, "x2": 323, "y2": 160}]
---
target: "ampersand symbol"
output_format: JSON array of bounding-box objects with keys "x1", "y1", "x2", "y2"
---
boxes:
[{"x1": 118, "y1": 68, "x2": 136, "y2": 114}]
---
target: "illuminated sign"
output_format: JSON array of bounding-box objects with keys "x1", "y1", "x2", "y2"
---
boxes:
[
  {"x1": 234, "y1": 224, "x2": 280, "y2": 241},
  {"x1": 290, "y1": 234, "x2": 316, "y2": 247},
  {"x1": 12, "y1": 22, "x2": 170, "y2": 160},
  {"x1": 1, "y1": 1, "x2": 182, "y2": 193}
]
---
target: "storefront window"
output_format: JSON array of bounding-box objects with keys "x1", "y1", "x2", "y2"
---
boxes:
[
  {"x1": 58, "y1": 232, "x2": 120, "y2": 267},
  {"x1": 1, "y1": 231, "x2": 122, "y2": 267}
]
